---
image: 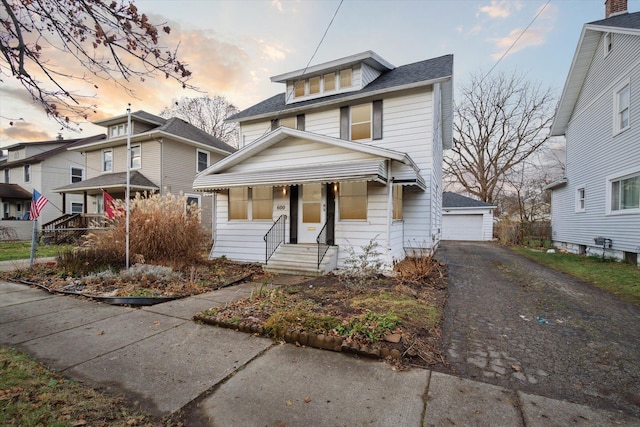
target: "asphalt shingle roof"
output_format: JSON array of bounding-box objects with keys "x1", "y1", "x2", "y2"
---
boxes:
[
  {"x1": 443, "y1": 192, "x2": 495, "y2": 208},
  {"x1": 0, "y1": 183, "x2": 32, "y2": 199},
  {"x1": 229, "y1": 54, "x2": 453, "y2": 121},
  {"x1": 55, "y1": 171, "x2": 158, "y2": 192},
  {"x1": 588, "y1": 11, "x2": 640, "y2": 29},
  {"x1": 158, "y1": 118, "x2": 236, "y2": 153},
  {"x1": 0, "y1": 134, "x2": 106, "y2": 169}
]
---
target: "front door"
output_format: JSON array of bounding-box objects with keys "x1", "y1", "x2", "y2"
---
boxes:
[{"x1": 298, "y1": 183, "x2": 325, "y2": 243}]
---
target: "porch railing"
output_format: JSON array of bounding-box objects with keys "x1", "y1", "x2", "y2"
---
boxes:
[
  {"x1": 264, "y1": 215, "x2": 287, "y2": 263},
  {"x1": 316, "y1": 221, "x2": 330, "y2": 269},
  {"x1": 41, "y1": 214, "x2": 109, "y2": 244}
]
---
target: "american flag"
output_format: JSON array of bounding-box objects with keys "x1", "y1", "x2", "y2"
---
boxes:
[{"x1": 29, "y1": 189, "x2": 49, "y2": 220}]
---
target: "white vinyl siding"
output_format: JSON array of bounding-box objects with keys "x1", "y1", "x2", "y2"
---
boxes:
[
  {"x1": 551, "y1": 32, "x2": 640, "y2": 255},
  {"x1": 240, "y1": 121, "x2": 272, "y2": 147}
]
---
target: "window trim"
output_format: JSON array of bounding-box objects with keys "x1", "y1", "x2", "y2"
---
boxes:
[
  {"x1": 196, "y1": 149, "x2": 210, "y2": 173},
  {"x1": 130, "y1": 144, "x2": 141, "y2": 170},
  {"x1": 613, "y1": 79, "x2": 630, "y2": 135},
  {"x1": 604, "y1": 32, "x2": 613, "y2": 57},
  {"x1": 71, "y1": 202, "x2": 84, "y2": 214},
  {"x1": 606, "y1": 168, "x2": 640, "y2": 215},
  {"x1": 228, "y1": 187, "x2": 273, "y2": 221},
  {"x1": 102, "y1": 148, "x2": 113, "y2": 173},
  {"x1": 70, "y1": 166, "x2": 84, "y2": 184},
  {"x1": 575, "y1": 186, "x2": 586, "y2": 213},
  {"x1": 23, "y1": 164, "x2": 30, "y2": 183},
  {"x1": 338, "y1": 181, "x2": 368, "y2": 221}
]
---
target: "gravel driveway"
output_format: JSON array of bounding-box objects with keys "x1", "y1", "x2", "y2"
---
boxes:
[{"x1": 436, "y1": 241, "x2": 640, "y2": 417}]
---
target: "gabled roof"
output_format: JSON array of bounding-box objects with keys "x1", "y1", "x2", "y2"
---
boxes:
[
  {"x1": 228, "y1": 54, "x2": 454, "y2": 122},
  {"x1": 550, "y1": 11, "x2": 640, "y2": 136},
  {"x1": 0, "y1": 134, "x2": 106, "y2": 169},
  {"x1": 71, "y1": 112, "x2": 235, "y2": 155},
  {"x1": 443, "y1": 192, "x2": 496, "y2": 209},
  {"x1": 0, "y1": 183, "x2": 32, "y2": 199}
]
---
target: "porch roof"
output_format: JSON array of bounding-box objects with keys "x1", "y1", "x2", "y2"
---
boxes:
[
  {"x1": 193, "y1": 159, "x2": 390, "y2": 190},
  {"x1": 53, "y1": 171, "x2": 159, "y2": 195},
  {"x1": 0, "y1": 183, "x2": 32, "y2": 200}
]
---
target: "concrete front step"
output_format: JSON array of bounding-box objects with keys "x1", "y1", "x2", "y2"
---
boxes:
[{"x1": 264, "y1": 245, "x2": 338, "y2": 276}]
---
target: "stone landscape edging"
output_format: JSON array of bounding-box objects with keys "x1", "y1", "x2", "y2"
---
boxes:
[{"x1": 193, "y1": 313, "x2": 403, "y2": 361}]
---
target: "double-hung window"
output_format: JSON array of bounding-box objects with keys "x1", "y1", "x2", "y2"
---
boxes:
[
  {"x1": 351, "y1": 104, "x2": 372, "y2": 141},
  {"x1": 575, "y1": 187, "x2": 586, "y2": 213},
  {"x1": 103, "y1": 149, "x2": 113, "y2": 172},
  {"x1": 71, "y1": 167, "x2": 84, "y2": 183},
  {"x1": 610, "y1": 172, "x2": 640, "y2": 213},
  {"x1": 4, "y1": 169, "x2": 8, "y2": 183},
  {"x1": 228, "y1": 187, "x2": 273, "y2": 221},
  {"x1": 23, "y1": 165, "x2": 30, "y2": 182},
  {"x1": 130, "y1": 145, "x2": 141, "y2": 169},
  {"x1": 614, "y1": 80, "x2": 630, "y2": 134},
  {"x1": 197, "y1": 150, "x2": 209, "y2": 173}
]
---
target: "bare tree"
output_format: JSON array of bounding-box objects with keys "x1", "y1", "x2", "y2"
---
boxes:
[
  {"x1": 445, "y1": 72, "x2": 555, "y2": 205},
  {"x1": 1, "y1": 0, "x2": 193, "y2": 125},
  {"x1": 160, "y1": 95, "x2": 239, "y2": 147}
]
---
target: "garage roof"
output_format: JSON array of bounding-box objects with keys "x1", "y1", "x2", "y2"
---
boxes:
[{"x1": 443, "y1": 192, "x2": 496, "y2": 209}]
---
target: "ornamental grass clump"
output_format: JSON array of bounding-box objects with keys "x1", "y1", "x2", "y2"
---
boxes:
[{"x1": 77, "y1": 192, "x2": 209, "y2": 269}]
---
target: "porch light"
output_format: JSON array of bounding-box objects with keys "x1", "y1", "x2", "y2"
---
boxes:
[
  {"x1": 282, "y1": 186, "x2": 287, "y2": 196},
  {"x1": 333, "y1": 183, "x2": 339, "y2": 194}
]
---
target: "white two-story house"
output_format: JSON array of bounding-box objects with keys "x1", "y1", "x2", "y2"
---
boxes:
[
  {"x1": 193, "y1": 51, "x2": 453, "y2": 274},
  {"x1": 548, "y1": 0, "x2": 640, "y2": 265}
]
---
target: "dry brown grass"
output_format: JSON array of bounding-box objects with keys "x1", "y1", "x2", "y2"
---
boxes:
[{"x1": 59, "y1": 192, "x2": 209, "y2": 272}]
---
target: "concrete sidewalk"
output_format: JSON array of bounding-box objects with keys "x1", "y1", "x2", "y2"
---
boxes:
[{"x1": 1, "y1": 280, "x2": 637, "y2": 426}]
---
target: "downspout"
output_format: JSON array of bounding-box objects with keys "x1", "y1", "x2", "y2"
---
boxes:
[{"x1": 386, "y1": 159, "x2": 393, "y2": 266}]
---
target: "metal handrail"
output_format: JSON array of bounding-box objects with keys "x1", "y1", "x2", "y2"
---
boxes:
[
  {"x1": 263, "y1": 215, "x2": 287, "y2": 263},
  {"x1": 316, "y1": 221, "x2": 329, "y2": 269}
]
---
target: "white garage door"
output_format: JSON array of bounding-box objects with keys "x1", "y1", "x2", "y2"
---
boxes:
[{"x1": 442, "y1": 214, "x2": 484, "y2": 241}]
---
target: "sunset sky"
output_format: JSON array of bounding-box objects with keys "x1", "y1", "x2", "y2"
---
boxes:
[{"x1": 1, "y1": 0, "x2": 635, "y2": 148}]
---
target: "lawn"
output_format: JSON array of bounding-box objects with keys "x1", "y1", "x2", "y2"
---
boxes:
[
  {"x1": 0, "y1": 347, "x2": 155, "y2": 426},
  {"x1": 513, "y1": 246, "x2": 640, "y2": 306},
  {"x1": 0, "y1": 242, "x2": 72, "y2": 262}
]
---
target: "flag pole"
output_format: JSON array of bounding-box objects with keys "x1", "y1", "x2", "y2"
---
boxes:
[
  {"x1": 29, "y1": 217, "x2": 37, "y2": 267},
  {"x1": 126, "y1": 104, "x2": 131, "y2": 269}
]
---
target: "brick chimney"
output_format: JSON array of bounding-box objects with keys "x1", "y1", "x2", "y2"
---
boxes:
[{"x1": 605, "y1": 0, "x2": 628, "y2": 18}]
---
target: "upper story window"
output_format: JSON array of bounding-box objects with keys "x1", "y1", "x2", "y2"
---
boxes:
[
  {"x1": 575, "y1": 187, "x2": 586, "y2": 213},
  {"x1": 294, "y1": 80, "x2": 305, "y2": 98},
  {"x1": 4, "y1": 169, "x2": 8, "y2": 183},
  {"x1": 197, "y1": 150, "x2": 209, "y2": 173},
  {"x1": 23, "y1": 165, "x2": 30, "y2": 182},
  {"x1": 130, "y1": 144, "x2": 141, "y2": 169},
  {"x1": 604, "y1": 32, "x2": 613, "y2": 56},
  {"x1": 71, "y1": 167, "x2": 84, "y2": 183},
  {"x1": 610, "y1": 172, "x2": 640, "y2": 213},
  {"x1": 109, "y1": 123, "x2": 129, "y2": 138},
  {"x1": 309, "y1": 76, "x2": 320, "y2": 95},
  {"x1": 292, "y1": 67, "x2": 353, "y2": 100},
  {"x1": 340, "y1": 69, "x2": 352, "y2": 88},
  {"x1": 324, "y1": 72, "x2": 336, "y2": 91},
  {"x1": 103, "y1": 149, "x2": 113, "y2": 172},
  {"x1": 615, "y1": 81, "x2": 630, "y2": 134},
  {"x1": 279, "y1": 116, "x2": 296, "y2": 129},
  {"x1": 351, "y1": 104, "x2": 372, "y2": 141}
]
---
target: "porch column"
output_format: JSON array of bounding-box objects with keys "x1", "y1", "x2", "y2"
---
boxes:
[
  {"x1": 386, "y1": 160, "x2": 393, "y2": 265},
  {"x1": 83, "y1": 192, "x2": 88, "y2": 213},
  {"x1": 62, "y1": 193, "x2": 66, "y2": 214}
]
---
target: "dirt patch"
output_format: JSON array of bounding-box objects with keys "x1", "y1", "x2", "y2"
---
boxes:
[{"x1": 196, "y1": 259, "x2": 448, "y2": 368}]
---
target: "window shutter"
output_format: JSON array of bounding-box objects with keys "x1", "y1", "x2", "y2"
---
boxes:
[
  {"x1": 340, "y1": 107, "x2": 349, "y2": 140},
  {"x1": 373, "y1": 100, "x2": 383, "y2": 140},
  {"x1": 271, "y1": 119, "x2": 279, "y2": 131},
  {"x1": 296, "y1": 114, "x2": 305, "y2": 131}
]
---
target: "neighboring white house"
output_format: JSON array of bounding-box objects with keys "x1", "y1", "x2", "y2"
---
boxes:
[
  {"x1": 193, "y1": 51, "x2": 453, "y2": 274},
  {"x1": 0, "y1": 135, "x2": 105, "y2": 225},
  {"x1": 548, "y1": 0, "x2": 640, "y2": 265},
  {"x1": 442, "y1": 192, "x2": 495, "y2": 241},
  {"x1": 55, "y1": 110, "x2": 236, "y2": 234}
]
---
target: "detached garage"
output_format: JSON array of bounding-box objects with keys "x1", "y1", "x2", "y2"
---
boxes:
[{"x1": 442, "y1": 192, "x2": 496, "y2": 241}]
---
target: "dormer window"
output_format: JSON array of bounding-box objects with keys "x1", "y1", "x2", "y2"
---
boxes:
[
  {"x1": 309, "y1": 76, "x2": 320, "y2": 95},
  {"x1": 109, "y1": 123, "x2": 129, "y2": 138},
  {"x1": 324, "y1": 73, "x2": 336, "y2": 91},
  {"x1": 340, "y1": 69, "x2": 352, "y2": 88},
  {"x1": 294, "y1": 80, "x2": 305, "y2": 97}
]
